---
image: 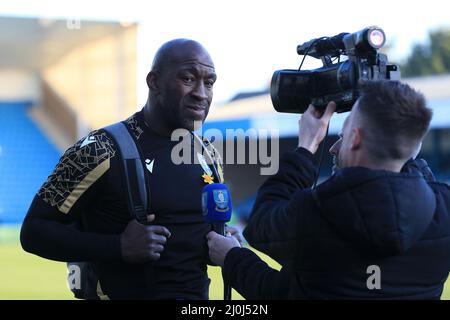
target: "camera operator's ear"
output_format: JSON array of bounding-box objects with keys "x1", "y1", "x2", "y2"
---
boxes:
[
  {"x1": 412, "y1": 142, "x2": 422, "y2": 159},
  {"x1": 146, "y1": 71, "x2": 160, "y2": 93},
  {"x1": 350, "y1": 128, "x2": 362, "y2": 150}
]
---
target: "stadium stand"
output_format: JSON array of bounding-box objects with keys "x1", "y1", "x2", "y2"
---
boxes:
[{"x1": 0, "y1": 101, "x2": 60, "y2": 224}]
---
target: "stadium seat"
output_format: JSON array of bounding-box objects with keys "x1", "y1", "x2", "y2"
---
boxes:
[{"x1": 0, "y1": 101, "x2": 60, "y2": 224}]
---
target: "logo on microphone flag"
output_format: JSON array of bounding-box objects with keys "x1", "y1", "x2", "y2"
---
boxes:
[{"x1": 213, "y1": 190, "x2": 229, "y2": 212}]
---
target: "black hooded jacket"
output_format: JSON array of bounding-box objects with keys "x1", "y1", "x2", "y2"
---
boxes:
[{"x1": 225, "y1": 148, "x2": 450, "y2": 299}]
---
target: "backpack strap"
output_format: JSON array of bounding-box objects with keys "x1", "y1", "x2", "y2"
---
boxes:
[
  {"x1": 68, "y1": 121, "x2": 151, "y2": 300},
  {"x1": 104, "y1": 122, "x2": 149, "y2": 224}
]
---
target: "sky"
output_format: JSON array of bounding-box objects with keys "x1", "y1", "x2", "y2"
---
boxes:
[{"x1": 1, "y1": 0, "x2": 449, "y2": 104}]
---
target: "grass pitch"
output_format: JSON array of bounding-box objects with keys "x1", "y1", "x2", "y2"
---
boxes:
[{"x1": 1, "y1": 226, "x2": 449, "y2": 300}]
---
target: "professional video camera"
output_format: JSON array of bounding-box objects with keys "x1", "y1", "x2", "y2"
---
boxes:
[{"x1": 270, "y1": 26, "x2": 401, "y2": 113}]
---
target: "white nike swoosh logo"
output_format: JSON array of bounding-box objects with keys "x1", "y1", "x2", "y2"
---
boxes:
[{"x1": 81, "y1": 136, "x2": 96, "y2": 148}]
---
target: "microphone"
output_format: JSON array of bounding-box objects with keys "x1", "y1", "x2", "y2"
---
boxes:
[
  {"x1": 202, "y1": 183, "x2": 233, "y2": 300},
  {"x1": 202, "y1": 183, "x2": 232, "y2": 236},
  {"x1": 297, "y1": 32, "x2": 348, "y2": 58}
]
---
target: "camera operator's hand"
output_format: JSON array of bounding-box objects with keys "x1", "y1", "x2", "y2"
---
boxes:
[
  {"x1": 120, "y1": 214, "x2": 171, "y2": 263},
  {"x1": 207, "y1": 231, "x2": 241, "y2": 267},
  {"x1": 298, "y1": 101, "x2": 336, "y2": 154}
]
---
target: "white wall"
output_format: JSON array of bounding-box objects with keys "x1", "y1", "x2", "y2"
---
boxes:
[{"x1": 0, "y1": 69, "x2": 40, "y2": 102}]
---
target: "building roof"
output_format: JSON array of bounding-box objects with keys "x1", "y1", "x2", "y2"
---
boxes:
[{"x1": 0, "y1": 16, "x2": 132, "y2": 70}]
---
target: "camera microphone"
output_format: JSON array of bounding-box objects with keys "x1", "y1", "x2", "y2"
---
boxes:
[{"x1": 297, "y1": 32, "x2": 348, "y2": 57}]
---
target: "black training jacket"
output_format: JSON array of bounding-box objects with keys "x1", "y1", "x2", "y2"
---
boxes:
[
  {"x1": 226, "y1": 148, "x2": 450, "y2": 299},
  {"x1": 21, "y1": 109, "x2": 222, "y2": 299}
]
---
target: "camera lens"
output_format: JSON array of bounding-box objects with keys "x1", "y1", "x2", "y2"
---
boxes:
[{"x1": 368, "y1": 29, "x2": 385, "y2": 49}]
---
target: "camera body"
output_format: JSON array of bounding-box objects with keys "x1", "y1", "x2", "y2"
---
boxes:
[{"x1": 270, "y1": 27, "x2": 401, "y2": 114}]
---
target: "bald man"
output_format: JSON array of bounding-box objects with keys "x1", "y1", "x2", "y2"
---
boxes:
[{"x1": 21, "y1": 39, "x2": 225, "y2": 299}]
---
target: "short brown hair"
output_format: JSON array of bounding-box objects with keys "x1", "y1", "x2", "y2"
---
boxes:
[{"x1": 356, "y1": 80, "x2": 432, "y2": 160}]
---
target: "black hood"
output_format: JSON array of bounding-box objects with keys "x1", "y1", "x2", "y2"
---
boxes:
[{"x1": 315, "y1": 167, "x2": 436, "y2": 256}]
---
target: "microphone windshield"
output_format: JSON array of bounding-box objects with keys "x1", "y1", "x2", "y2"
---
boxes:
[{"x1": 202, "y1": 183, "x2": 232, "y2": 223}]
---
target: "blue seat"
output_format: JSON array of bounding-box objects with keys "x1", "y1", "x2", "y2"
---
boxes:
[{"x1": 0, "y1": 101, "x2": 61, "y2": 224}]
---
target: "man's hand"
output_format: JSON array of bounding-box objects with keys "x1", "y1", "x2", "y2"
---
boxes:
[
  {"x1": 298, "y1": 101, "x2": 336, "y2": 154},
  {"x1": 206, "y1": 231, "x2": 241, "y2": 267},
  {"x1": 120, "y1": 214, "x2": 171, "y2": 263},
  {"x1": 225, "y1": 225, "x2": 244, "y2": 246}
]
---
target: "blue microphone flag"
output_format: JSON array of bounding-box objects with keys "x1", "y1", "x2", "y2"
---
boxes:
[{"x1": 202, "y1": 183, "x2": 232, "y2": 224}]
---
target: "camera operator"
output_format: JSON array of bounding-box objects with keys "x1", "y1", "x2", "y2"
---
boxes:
[{"x1": 207, "y1": 80, "x2": 450, "y2": 299}]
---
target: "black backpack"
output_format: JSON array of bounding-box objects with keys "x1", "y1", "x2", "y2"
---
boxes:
[{"x1": 67, "y1": 121, "x2": 223, "y2": 299}]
